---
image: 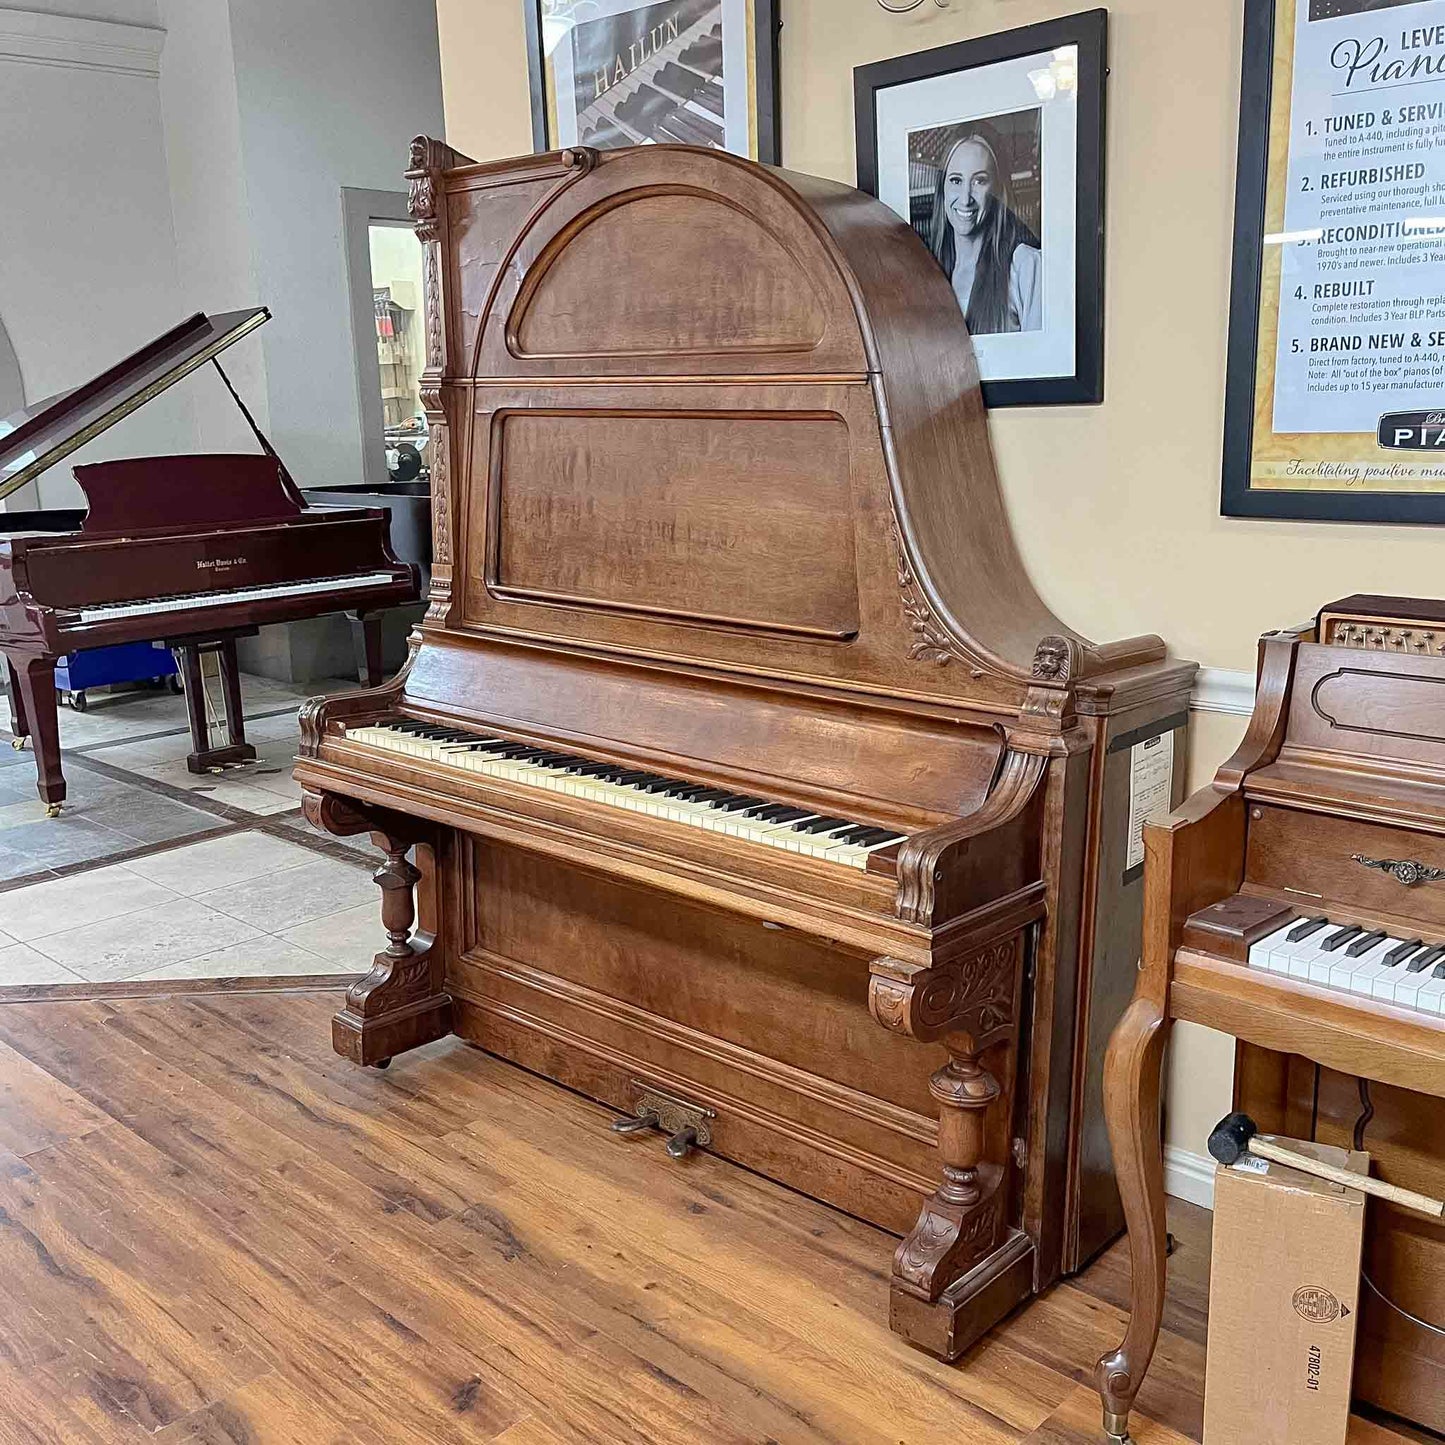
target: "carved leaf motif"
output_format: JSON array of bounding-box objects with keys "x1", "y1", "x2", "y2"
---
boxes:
[
  {"x1": 870, "y1": 980, "x2": 909, "y2": 1033},
  {"x1": 896, "y1": 1208, "x2": 958, "y2": 1290},
  {"x1": 422, "y1": 245, "x2": 443, "y2": 369},
  {"x1": 895, "y1": 1198, "x2": 1001, "y2": 1293},
  {"x1": 891, "y1": 515, "x2": 967, "y2": 667}
]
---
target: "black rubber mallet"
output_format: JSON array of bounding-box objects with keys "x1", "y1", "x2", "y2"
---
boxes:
[{"x1": 1208, "y1": 1112, "x2": 1444, "y2": 1218}]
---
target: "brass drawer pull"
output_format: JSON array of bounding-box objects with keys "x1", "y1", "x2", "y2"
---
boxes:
[{"x1": 1351, "y1": 854, "x2": 1445, "y2": 887}]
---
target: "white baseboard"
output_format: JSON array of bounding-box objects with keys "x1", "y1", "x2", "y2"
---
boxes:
[
  {"x1": 1164, "y1": 1145, "x2": 1216, "y2": 1209},
  {"x1": 1189, "y1": 666, "x2": 1255, "y2": 717}
]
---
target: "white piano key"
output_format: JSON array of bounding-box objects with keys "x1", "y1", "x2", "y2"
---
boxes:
[
  {"x1": 76, "y1": 570, "x2": 395, "y2": 623},
  {"x1": 1247, "y1": 920, "x2": 1301, "y2": 972},
  {"x1": 1415, "y1": 970, "x2": 1445, "y2": 1015},
  {"x1": 346, "y1": 724, "x2": 906, "y2": 870},
  {"x1": 1341, "y1": 938, "x2": 1405, "y2": 997}
]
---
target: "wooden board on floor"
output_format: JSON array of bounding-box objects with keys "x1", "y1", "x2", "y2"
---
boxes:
[{"x1": 0, "y1": 991, "x2": 1421, "y2": 1444}]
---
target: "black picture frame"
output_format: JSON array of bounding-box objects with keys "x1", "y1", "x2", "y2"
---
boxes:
[
  {"x1": 524, "y1": 0, "x2": 781, "y2": 165},
  {"x1": 1221, "y1": 0, "x2": 1445, "y2": 523},
  {"x1": 854, "y1": 10, "x2": 1107, "y2": 408}
]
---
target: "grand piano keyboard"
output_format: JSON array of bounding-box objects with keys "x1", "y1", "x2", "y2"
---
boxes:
[
  {"x1": 1247, "y1": 915, "x2": 1445, "y2": 1016},
  {"x1": 74, "y1": 570, "x2": 398, "y2": 624},
  {"x1": 345, "y1": 720, "x2": 907, "y2": 869}
]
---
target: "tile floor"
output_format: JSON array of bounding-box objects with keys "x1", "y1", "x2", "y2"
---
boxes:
[{"x1": 0, "y1": 673, "x2": 384, "y2": 989}]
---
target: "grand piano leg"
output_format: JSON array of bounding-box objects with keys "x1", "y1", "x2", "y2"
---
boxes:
[
  {"x1": 1094, "y1": 993, "x2": 1172, "y2": 1443},
  {"x1": 4, "y1": 658, "x2": 28, "y2": 745},
  {"x1": 11, "y1": 656, "x2": 64, "y2": 815},
  {"x1": 301, "y1": 790, "x2": 453, "y2": 1066},
  {"x1": 348, "y1": 611, "x2": 384, "y2": 688},
  {"x1": 868, "y1": 935, "x2": 1034, "y2": 1360}
]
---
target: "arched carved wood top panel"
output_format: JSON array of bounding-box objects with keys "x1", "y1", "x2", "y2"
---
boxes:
[
  {"x1": 510, "y1": 189, "x2": 829, "y2": 360},
  {"x1": 453, "y1": 146, "x2": 868, "y2": 379},
  {"x1": 417, "y1": 142, "x2": 1175, "y2": 705}
]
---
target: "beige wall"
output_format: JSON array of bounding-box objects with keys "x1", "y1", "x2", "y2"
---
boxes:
[{"x1": 432, "y1": 0, "x2": 1424, "y2": 1175}]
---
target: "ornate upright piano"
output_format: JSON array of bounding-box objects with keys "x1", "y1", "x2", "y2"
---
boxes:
[
  {"x1": 1096, "y1": 596, "x2": 1445, "y2": 1442},
  {"x1": 297, "y1": 140, "x2": 1196, "y2": 1354}
]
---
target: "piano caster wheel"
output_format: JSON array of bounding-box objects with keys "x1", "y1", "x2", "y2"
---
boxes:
[
  {"x1": 371, "y1": 1057, "x2": 391, "y2": 1070},
  {"x1": 1103, "y1": 1410, "x2": 1133, "y2": 1444},
  {"x1": 610, "y1": 1110, "x2": 660, "y2": 1137},
  {"x1": 9, "y1": 737, "x2": 24, "y2": 751},
  {"x1": 68, "y1": 690, "x2": 87, "y2": 713},
  {"x1": 44, "y1": 803, "x2": 61, "y2": 819},
  {"x1": 665, "y1": 1126, "x2": 700, "y2": 1160}
]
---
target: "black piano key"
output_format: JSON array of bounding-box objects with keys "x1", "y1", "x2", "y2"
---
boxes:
[
  {"x1": 688, "y1": 789, "x2": 735, "y2": 803},
  {"x1": 1286, "y1": 916, "x2": 1328, "y2": 943},
  {"x1": 666, "y1": 784, "x2": 711, "y2": 798},
  {"x1": 714, "y1": 796, "x2": 767, "y2": 811},
  {"x1": 1434, "y1": 963, "x2": 1445, "y2": 979},
  {"x1": 1344, "y1": 929, "x2": 1388, "y2": 958},
  {"x1": 865, "y1": 830, "x2": 905, "y2": 844},
  {"x1": 794, "y1": 816, "x2": 854, "y2": 834},
  {"x1": 744, "y1": 804, "x2": 792, "y2": 819},
  {"x1": 1384, "y1": 939, "x2": 1423, "y2": 967},
  {"x1": 832, "y1": 826, "x2": 878, "y2": 844},
  {"x1": 760, "y1": 806, "x2": 810, "y2": 823},
  {"x1": 1319, "y1": 925, "x2": 1363, "y2": 952},
  {"x1": 846, "y1": 828, "x2": 894, "y2": 847},
  {"x1": 1408, "y1": 945, "x2": 1445, "y2": 973}
]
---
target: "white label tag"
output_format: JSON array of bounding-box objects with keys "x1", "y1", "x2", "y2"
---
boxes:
[
  {"x1": 1126, "y1": 731, "x2": 1175, "y2": 872},
  {"x1": 1231, "y1": 1155, "x2": 1270, "y2": 1176}
]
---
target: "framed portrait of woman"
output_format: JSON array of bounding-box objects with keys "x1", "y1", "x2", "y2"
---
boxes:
[
  {"x1": 525, "y1": 0, "x2": 781, "y2": 163},
  {"x1": 855, "y1": 11, "x2": 1106, "y2": 407}
]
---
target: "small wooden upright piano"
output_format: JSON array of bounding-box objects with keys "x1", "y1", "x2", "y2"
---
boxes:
[{"x1": 297, "y1": 139, "x2": 1196, "y2": 1355}]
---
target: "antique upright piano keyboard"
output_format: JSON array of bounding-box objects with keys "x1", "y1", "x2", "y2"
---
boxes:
[
  {"x1": 297, "y1": 139, "x2": 1196, "y2": 1357},
  {"x1": 1097, "y1": 596, "x2": 1445, "y2": 1442}
]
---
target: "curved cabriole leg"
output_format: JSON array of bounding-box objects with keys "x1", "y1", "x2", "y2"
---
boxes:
[
  {"x1": 301, "y1": 790, "x2": 453, "y2": 1066},
  {"x1": 1094, "y1": 994, "x2": 1172, "y2": 1443}
]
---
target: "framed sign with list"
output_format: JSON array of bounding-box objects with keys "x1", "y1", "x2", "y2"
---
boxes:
[{"x1": 1223, "y1": 0, "x2": 1445, "y2": 522}]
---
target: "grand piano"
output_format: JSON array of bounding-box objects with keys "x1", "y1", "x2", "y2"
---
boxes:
[
  {"x1": 297, "y1": 139, "x2": 1197, "y2": 1355},
  {"x1": 0, "y1": 308, "x2": 419, "y2": 813}
]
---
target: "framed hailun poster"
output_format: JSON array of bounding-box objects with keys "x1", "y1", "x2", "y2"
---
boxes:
[
  {"x1": 854, "y1": 11, "x2": 1107, "y2": 407},
  {"x1": 1223, "y1": 0, "x2": 1445, "y2": 521},
  {"x1": 524, "y1": 0, "x2": 780, "y2": 163}
]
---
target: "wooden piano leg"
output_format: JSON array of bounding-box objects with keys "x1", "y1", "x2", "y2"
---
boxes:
[
  {"x1": 301, "y1": 790, "x2": 453, "y2": 1066},
  {"x1": 348, "y1": 611, "x2": 384, "y2": 688},
  {"x1": 12, "y1": 656, "x2": 64, "y2": 814},
  {"x1": 5, "y1": 657, "x2": 30, "y2": 749},
  {"x1": 869, "y1": 935, "x2": 1034, "y2": 1360},
  {"x1": 1094, "y1": 993, "x2": 1172, "y2": 1443}
]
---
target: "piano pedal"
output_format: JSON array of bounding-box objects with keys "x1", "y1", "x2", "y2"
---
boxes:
[{"x1": 610, "y1": 1083, "x2": 714, "y2": 1160}]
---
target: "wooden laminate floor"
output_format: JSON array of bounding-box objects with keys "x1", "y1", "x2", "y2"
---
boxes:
[{"x1": 0, "y1": 990, "x2": 1418, "y2": 1445}]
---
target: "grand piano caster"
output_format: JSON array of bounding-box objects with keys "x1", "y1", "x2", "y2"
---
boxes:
[{"x1": 298, "y1": 140, "x2": 1197, "y2": 1358}]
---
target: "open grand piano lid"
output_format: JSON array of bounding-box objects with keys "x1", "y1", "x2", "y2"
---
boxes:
[{"x1": 0, "y1": 307, "x2": 269, "y2": 501}]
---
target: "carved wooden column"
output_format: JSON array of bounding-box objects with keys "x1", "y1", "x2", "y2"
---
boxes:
[
  {"x1": 301, "y1": 790, "x2": 452, "y2": 1067},
  {"x1": 870, "y1": 930, "x2": 1036, "y2": 1359}
]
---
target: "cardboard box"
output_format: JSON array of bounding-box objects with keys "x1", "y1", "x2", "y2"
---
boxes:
[{"x1": 1203, "y1": 1138, "x2": 1368, "y2": 1445}]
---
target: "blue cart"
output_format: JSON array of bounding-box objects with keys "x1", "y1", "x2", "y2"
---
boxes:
[{"x1": 54, "y1": 641, "x2": 181, "y2": 712}]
